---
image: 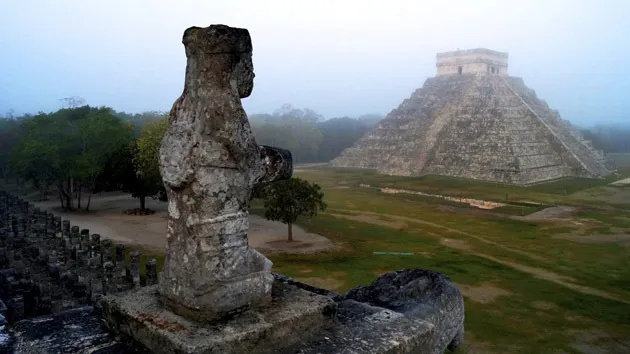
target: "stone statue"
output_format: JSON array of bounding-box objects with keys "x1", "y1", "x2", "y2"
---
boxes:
[{"x1": 158, "y1": 24, "x2": 292, "y2": 321}]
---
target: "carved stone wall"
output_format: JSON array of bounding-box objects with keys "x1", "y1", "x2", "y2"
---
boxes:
[{"x1": 436, "y1": 48, "x2": 508, "y2": 76}]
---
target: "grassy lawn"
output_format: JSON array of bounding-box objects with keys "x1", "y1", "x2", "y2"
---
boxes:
[
  {"x1": 258, "y1": 167, "x2": 630, "y2": 353},
  {"x1": 55, "y1": 166, "x2": 630, "y2": 353},
  {"x1": 298, "y1": 165, "x2": 630, "y2": 208}
]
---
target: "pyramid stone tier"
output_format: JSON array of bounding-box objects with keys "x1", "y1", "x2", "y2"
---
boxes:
[{"x1": 331, "y1": 74, "x2": 613, "y2": 185}]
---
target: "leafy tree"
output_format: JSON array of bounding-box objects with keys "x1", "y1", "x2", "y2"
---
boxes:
[
  {"x1": 0, "y1": 117, "x2": 23, "y2": 182},
  {"x1": 114, "y1": 110, "x2": 168, "y2": 137},
  {"x1": 131, "y1": 117, "x2": 168, "y2": 210},
  {"x1": 258, "y1": 177, "x2": 327, "y2": 241},
  {"x1": 74, "y1": 109, "x2": 134, "y2": 210},
  {"x1": 7, "y1": 105, "x2": 133, "y2": 210},
  {"x1": 9, "y1": 113, "x2": 64, "y2": 201}
]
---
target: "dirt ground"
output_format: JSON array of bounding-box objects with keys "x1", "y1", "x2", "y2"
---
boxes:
[
  {"x1": 30, "y1": 191, "x2": 334, "y2": 254},
  {"x1": 610, "y1": 177, "x2": 630, "y2": 186},
  {"x1": 458, "y1": 282, "x2": 512, "y2": 304},
  {"x1": 553, "y1": 233, "x2": 630, "y2": 247},
  {"x1": 572, "y1": 185, "x2": 630, "y2": 205},
  {"x1": 325, "y1": 209, "x2": 630, "y2": 304},
  {"x1": 520, "y1": 206, "x2": 578, "y2": 221}
]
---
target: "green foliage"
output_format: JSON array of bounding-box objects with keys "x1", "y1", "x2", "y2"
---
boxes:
[
  {"x1": 249, "y1": 104, "x2": 379, "y2": 163},
  {"x1": 9, "y1": 113, "x2": 65, "y2": 189},
  {"x1": 263, "y1": 167, "x2": 630, "y2": 353},
  {"x1": 250, "y1": 108, "x2": 324, "y2": 163},
  {"x1": 113, "y1": 110, "x2": 168, "y2": 137},
  {"x1": 134, "y1": 117, "x2": 167, "y2": 180},
  {"x1": 74, "y1": 109, "x2": 134, "y2": 181},
  {"x1": 259, "y1": 177, "x2": 327, "y2": 240},
  {"x1": 128, "y1": 117, "x2": 168, "y2": 208},
  {"x1": 4, "y1": 105, "x2": 134, "y2": 208}
]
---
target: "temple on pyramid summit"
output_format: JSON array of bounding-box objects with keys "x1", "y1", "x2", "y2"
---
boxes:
[{"x1": 331, "y1": 48, "x2": 614, "y2": 185}]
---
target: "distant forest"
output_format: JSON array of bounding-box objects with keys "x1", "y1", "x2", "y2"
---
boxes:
[
  {"x1": 0, "y1": 101, "x2": 381, "y2": 209},
  {"x1": 0, "y1": 99, "x2": 627, "y2": 210},
  {"x1": 579, "y1": 125, "x2": 630, "y2": 154}
]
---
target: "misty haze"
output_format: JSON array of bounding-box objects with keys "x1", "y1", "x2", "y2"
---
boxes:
[{"x1": 0, "y1": 1, "x2": 629, "y2": 353}]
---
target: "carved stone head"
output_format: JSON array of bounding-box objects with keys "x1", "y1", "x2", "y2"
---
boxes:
[
  {"x1": 232, "y1": 51, "x2": 255, "y2": 98},
  {"x1": 182, "y1": 24, "x2": 255, "y2": 98}
]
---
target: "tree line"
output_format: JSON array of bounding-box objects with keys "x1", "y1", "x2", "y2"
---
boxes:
[
  {"x1": 0, "y1": 102, "x2": 381, "y2": 212},
  {"x1": 578, "y1": 125, "x2": 630, "y2": 153},
  {"x1": 0, "y1": 103, "x2": 168, "y2": 211}
]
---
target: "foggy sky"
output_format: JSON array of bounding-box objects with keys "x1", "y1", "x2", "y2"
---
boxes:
[{"x1": 1, "y1": 0, "x2": 629, "y2": 126}]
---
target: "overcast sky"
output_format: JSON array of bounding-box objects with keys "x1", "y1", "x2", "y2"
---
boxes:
[{"x1": 1, "y1": 0, "x2": 628, "y2": 126}]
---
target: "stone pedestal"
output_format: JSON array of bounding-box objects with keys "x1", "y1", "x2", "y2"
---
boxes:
[{"x1": 100, "y1": 280, "x2": 337, "y2": 354}]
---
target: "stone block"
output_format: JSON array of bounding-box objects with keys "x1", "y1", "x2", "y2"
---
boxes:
[
  {"x1": 9, "y1": 306, "x2": 146, "y2": 353},
  {"x1": 100, "y1": 280, "x2": 337, "y2": 354}
]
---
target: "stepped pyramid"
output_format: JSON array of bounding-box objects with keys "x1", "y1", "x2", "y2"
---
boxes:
[{"x1": 331, "y1": 48, "x2": 613, "y2": 185}]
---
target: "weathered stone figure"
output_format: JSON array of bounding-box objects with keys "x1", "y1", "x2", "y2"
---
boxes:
[{"x1": 158, "y1": 25, "x2": 292, "y2": 320}]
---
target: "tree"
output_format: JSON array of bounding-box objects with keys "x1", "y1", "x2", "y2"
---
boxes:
[
  {"x1": 131, "y1": 117, "x2": 168, "y2": 210},
  {"x1": 258, "y1": 177, "x2": 327, "y2": 241},
  {"x1": 0, "y1": 117, "x2": 22, "y2": 182},
  {"x1": 74, "y1": 108, "x2": 134, "y2": 211},
  {"x1": 9, "y1": 113, "x2": 64, "y2": 201}
]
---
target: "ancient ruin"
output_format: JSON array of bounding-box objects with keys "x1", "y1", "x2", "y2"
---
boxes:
[
  {"x1": 157, "y1": 24, "x2": 293, "y2": 321},
  {"x1": 332, "y1": 48, "x2": 613, "y2": 185},
  {"x1": 0, "y1": 25, "x2": 466, "y2": 354}
]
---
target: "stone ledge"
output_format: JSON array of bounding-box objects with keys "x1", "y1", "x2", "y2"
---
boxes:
[
  {"x1": 286, "y1": 299, "x2": 438, "y2": 354},
  {"x1": 7, "y1": 306, "x2": 147, "y2": 353},
  {"x1": 100, "y1": 281, "x2": 337, "y2": 354}
]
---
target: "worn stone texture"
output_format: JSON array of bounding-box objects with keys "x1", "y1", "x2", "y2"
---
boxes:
[
  {"x1": 7, "y1": 306, "x2": 147, "y2": 354},
  {"x1": 100, "y1": 281, "x2": 337, "y2": 354},
  {"x1": 157, "y1": 25, "x2": 292, "y2": 320},
  {"x1": 0, "y1": 270, "x2": 463, "y2": 354},
  {"x1": 276, "y1": 269, "x2": 464, "y2": 354},
  {"x1": 343, "y1": 269, "x2": 465, "y2": 352},
  {"x1": 331, "y1": 56, "x2": 613, "y2": 185},
  {"x1": 0, "y1": 191, "x2": 157, "y2": 327},
  {"x1": 436, "y1": 48, "x2": 508, "y2": 76}
]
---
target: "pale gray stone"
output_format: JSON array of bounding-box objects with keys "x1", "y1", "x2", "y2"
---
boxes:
[
  {"x1": 100, "y1": 282, "x2": 337, "y2": 354},
  {"x1": 157, "y1": 24, "x2": 292, "y2": 321},
  {"x1": 331, "y1": 51, "x2": 613, "y2": 185}
]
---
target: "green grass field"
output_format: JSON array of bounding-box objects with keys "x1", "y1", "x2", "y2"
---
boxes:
[
  {"x1": 253, "y1": 167, "x2": 630, "y2": 353},
  {"x1": 117, "y1": 165, "x2": 630, "y2": 353}
]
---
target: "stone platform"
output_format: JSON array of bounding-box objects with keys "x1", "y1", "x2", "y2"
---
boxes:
[
  {"x1": 100, "y1": 280, "x2": 338, "y2": 354},
  {"x1": 1, "y1": 270, "x2": 464, "y2": 353}
]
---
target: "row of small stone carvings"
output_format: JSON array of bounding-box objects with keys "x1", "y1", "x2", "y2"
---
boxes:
[{"x1": 0, "y1": 191, "x2": 158, "y2": 324}]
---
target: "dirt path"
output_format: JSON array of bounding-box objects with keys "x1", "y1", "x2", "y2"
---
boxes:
[
  {"x1": 447, "y1": 241, "x2": 630, "y2": 304},
  {"x1": 31, "y1": 192, "x2": 334, "y2": 254},
  {"x1": 610, "y1": 177, "x2": 630, "y2": 186},
  {"x1": 328, "y1": 209, "x2": 546, "y2": 261},
  {"x1": 519, "y1": 206, "x2": 578, "y2": 221},
  {"x1": 328, "y1": 209, "x2": 630, "y2": 304}
]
